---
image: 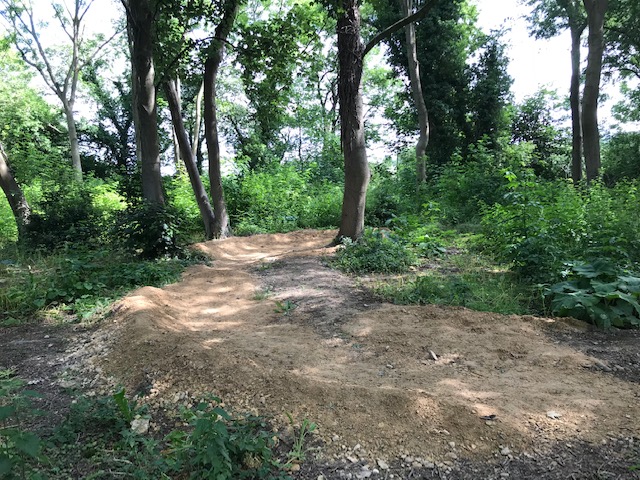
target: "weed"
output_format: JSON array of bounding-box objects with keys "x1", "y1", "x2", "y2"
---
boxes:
[
  {"x1": 285, "y1": 413, "x2": 316, "y2": 465},
  {"x1": 274, "y1": 300, "x2": 297, "y2": 316},
  {"x1": 253, "y1": 288, "x2": 273, "y2": 300}
]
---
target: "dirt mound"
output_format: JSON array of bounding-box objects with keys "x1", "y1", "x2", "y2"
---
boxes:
[{"x1": 98, "y1": 230, "x2": 640, "y2": 464}]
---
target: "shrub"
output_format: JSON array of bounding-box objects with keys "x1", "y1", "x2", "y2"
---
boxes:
[
  {"x1": 332, "y1": 229, "x2": 417, "y2": 274},
  {"x1": 546, "y1": 261, "x2": 640, "y2": 329},
  {"x1": 114, "y1": 202, "x2": 183, "y2": 259}
]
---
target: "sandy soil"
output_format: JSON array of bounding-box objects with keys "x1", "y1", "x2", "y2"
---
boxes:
[{"x1": 86, "y1": 229, "x2": 640, "y2": 471}]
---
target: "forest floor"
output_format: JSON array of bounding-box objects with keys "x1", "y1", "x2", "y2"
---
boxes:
[{"x1": 1, "y1": 229, "x2": 639, "y2": 479}]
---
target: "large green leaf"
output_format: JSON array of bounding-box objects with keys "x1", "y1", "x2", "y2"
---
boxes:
[{"x1": 14, "y1": 431, "x2": 41, "y2": 458}]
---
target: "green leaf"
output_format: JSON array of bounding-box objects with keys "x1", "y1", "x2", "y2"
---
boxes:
[
  {"x1": 0, "y1": 405, "x2": 16, "y2": 421},
  {"x1": 0, "y1": 455, "x2": 13, "y2": 476},
  {"x1": 14, "y1": 431, "x2": 41, "y2": 458}
]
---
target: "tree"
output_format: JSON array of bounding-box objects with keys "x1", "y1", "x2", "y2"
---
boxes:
[
  {"x1": 467, "y1": 32, "x2": 513, "y2": 149},
  {"x1": 164, "y1": 79, "x2": 217, "y2": 238},
  {"x1": 121, "y1": 0, "x2": 165, "y2": 205},
  {"x1": 203, "y1": 0, "x2": 240, "y2": 239},
  {"x1": 582, "y1": 0, "x2": 608, "y2": 182},
  {"x1": 371, "y1": 0, "x2": 479, "y2": 168},
  {"x1": 526, "y1": 0, "x2": 587, "y2": 183},
  {"x1": 330, "y1": 0, "x2": 438, "y2": 240},
  {"x1": 0, "y1": 142, "x2": 30, "y2": 239},
  {"x1": 0, "y1": 0, "x2": 116, "y2": 182},
  {"x1": 400, "y1": 0, "x2": 429, "y2": 185}
]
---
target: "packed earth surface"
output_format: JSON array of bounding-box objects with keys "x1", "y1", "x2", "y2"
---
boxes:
[{"x1": 2, "y1": 229, "x2": 639, "y2": 479}]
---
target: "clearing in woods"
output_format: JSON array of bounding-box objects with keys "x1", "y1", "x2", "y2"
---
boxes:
[{"x1": 3, "y1": 229, "x2": 639, "y2": 478}]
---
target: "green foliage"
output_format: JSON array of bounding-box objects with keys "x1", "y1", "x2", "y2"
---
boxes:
[
  {"x1": 546, "y1": 261, "x2": 640, "y2": 329},
  {"x1": 482, "y1": 172, "x2": 640, "y2": 283},
  {"x1": 376, "y1": 254, "x2": 533, "y2": 315},
  {"x1": 602, "y1": 131, "x2": 640, "y2": 184},
  {"x1": 0, "y1": 370, "x2": 44, "y2": 479},
  {"x1": 332, "y1": 229, "x2": 417, "y2": 274},
  {"x1": 115, "y1": 202, "x2": 183, "y2": 259},
  {"x1": 0, "y1": 248, "x2": 193, "y2": 323},
  {"x1": 285, "y1": 413, "x2": 316, "y2": 465},
  {"x1": 166, "y1": 399, "x2": 288, "y2": 480},
  {"x1": 3, "y1": 380, "x2": 292, "y2": 479},
  {"x1": 274, "y1": 300, "x2": 297, "y2": 316},
  {"x1": 224, "y1": 166, "x2": 341, "y2": 234}
]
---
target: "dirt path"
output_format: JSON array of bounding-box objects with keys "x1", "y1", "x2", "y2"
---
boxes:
[
  {"x1": 76, "y1": 230, "x2": 638, "y2": 476},
  {"x1": 4, "y1": 230, "x2": 636, "y2": 478}
]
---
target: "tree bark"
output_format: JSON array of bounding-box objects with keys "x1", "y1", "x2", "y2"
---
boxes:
[
  {"x1": 164, "y1": 80, "x2": 217, "y2": 239},
  {"x1": 401, "y1": 0, "x2": 429, "y2": 186},
  {"x1": 203, "y1": 0, "x2": 239, "y2": 239},
  {"x1": 336, "y1": 0, "x2": 369, "y2": 241},
  {"x1": 62, "y1": 101, "x2": 83, "y2": 181},
  {"x1": 569, "y1": 26, "x2": 585, "y2": 183},
  {"x1": 0, "y1": 143, "x2": 30, "y2": 240},
  {"x1": 582, "y1": 0, "x2": 608, "y2": 182},
  {"x1": 124, "y1": 0, "x2": 165, "y2": 204}
]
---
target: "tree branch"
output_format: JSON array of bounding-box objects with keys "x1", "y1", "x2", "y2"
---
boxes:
[{"x1": 363, "y1": 0, "x2": 439, "y2": 58}]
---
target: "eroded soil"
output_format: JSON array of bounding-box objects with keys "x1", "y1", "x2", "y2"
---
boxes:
[{"x1": 1, "y1": 229, "x2": 639, "y2": 479}]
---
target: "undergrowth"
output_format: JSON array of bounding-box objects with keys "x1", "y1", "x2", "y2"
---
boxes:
[
  {"x1": 0, "y1": 247, "x2": 207, "y2": 325},
  {"x1": 0, "y1": 373, "x2": 298, "y2": 480}
]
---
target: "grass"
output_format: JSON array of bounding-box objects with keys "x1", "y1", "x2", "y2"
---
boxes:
[
  {"x1": 340, "y1": 226, "x2": 543, "y2": 316},
  {"x1": 0, "y1": 245, "x2": 207, "y2": 326}
]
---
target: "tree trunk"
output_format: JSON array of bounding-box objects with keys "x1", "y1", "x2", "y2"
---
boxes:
[
  {"x1": 62, "y1": 101, "x2": 83, "y2": 181},
  {"x1": 582, "y1": 0, "x2": 608, "y2": 182},
  {"x1": 569, "y1": 26, "x2": 584, "y2": 183},
  {"x1": 0, "y1": 143, "x2": 30, "y2": 240},
  {"x1": 127, "y1": 0, "x2": 165, "y2": 204},
  {"x1": 203, "y1": 0, "x2": 239, "y2": 239},
  {"x1": 336, "y1": 0, "x2": 369, "y2": 241},
  {"x1": 164, "y1": 80, "x2": 217, "y2": 239},
  {"x1": 401, "y1": 0, "x2": 429, "y2": 186}
]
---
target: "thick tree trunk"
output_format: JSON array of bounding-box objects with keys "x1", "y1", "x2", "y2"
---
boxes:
[
  {"x1": 62, "y1": 101, "x2": 83, "y2": 181},
  {"x1": 336, "y1": 0, "x2": 369, "y2": 241},
  {"x1": 569, "y1": 27, "x2": 584, "y2": 183},
  {"x1": 127, "y1": 0, "x2": 165, "y2": 204},
  {"x1": 202, "y1": 0, "x2": 238, "y2": 239},
  {"x1": 164, "y1": 80, "x2": 217, "y2": 239},
  {"x1": 0, "y1": 143, "x2": 30, "y2": 240},
  {"x1": 582, "y1": 0, "x2": 608, "y2": 182},
  {"x1": 401, "y1": 0, "x2": 429, "y2": 186}
]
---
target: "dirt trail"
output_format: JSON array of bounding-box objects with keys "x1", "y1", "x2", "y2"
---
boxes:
[{"x1": 97, "y1": 230, "x2": 640, "y2": 464}]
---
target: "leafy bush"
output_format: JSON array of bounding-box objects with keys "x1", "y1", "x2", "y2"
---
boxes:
[
  {"x1": 481, "y1": 172, "x2": 640, "y2": 282},
  {"x1": 115, "y1": 202, "x2": 183, "y2": 259},
  {"x1": 546, "y1": 261, "x2": 640, "y2": 329},
  {"x1": 166, "y1": 400, "x2": 287, "y2": 479},
  {"x1": 332, "y1": 229, "x2": 417, "y2": 274}
]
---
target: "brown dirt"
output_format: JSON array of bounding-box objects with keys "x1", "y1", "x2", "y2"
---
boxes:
[
  {"x1": 92, "y1": 230, "x2": 639, "y2": 470},
  {"x1": 3, "y1": 229, "x2": 637, "y2": 479}
]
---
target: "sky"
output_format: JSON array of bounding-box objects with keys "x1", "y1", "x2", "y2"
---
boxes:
[{"x1": 475, "y1": 0, "x2": 573, "y2": 102}]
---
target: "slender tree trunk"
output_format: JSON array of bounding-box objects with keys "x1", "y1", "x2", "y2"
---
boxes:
[
  {"x1": 582, "y1": 0, "x2": 608, "y2": 182},
  {"x1": 401, "y1": 0, "x2": 429, "y2": 186},
  {"x1": 569, "y1": 26, "x2": 584, "y2": 183},
  {"x1": 127, "y1": 0, "x2": 165, "y2": 204},
  {"x1": 0, "y1": 143, "x2": 30, "y2": 240},
  {"x1": 203, "y1": 0, "x2": 239, "y2": 239},
  {"x1": 164, "y1": 80, "x2": 217, "y2": 239},
  {"x1": 62, "y1": 101, "x2": 83, "y2": 181},
  {"x1": 193, "y1": 81, "x2": 205, "y2": 158},
  {"x1": 336, "y1": 0, "x2": 369, "y2": 241}
]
